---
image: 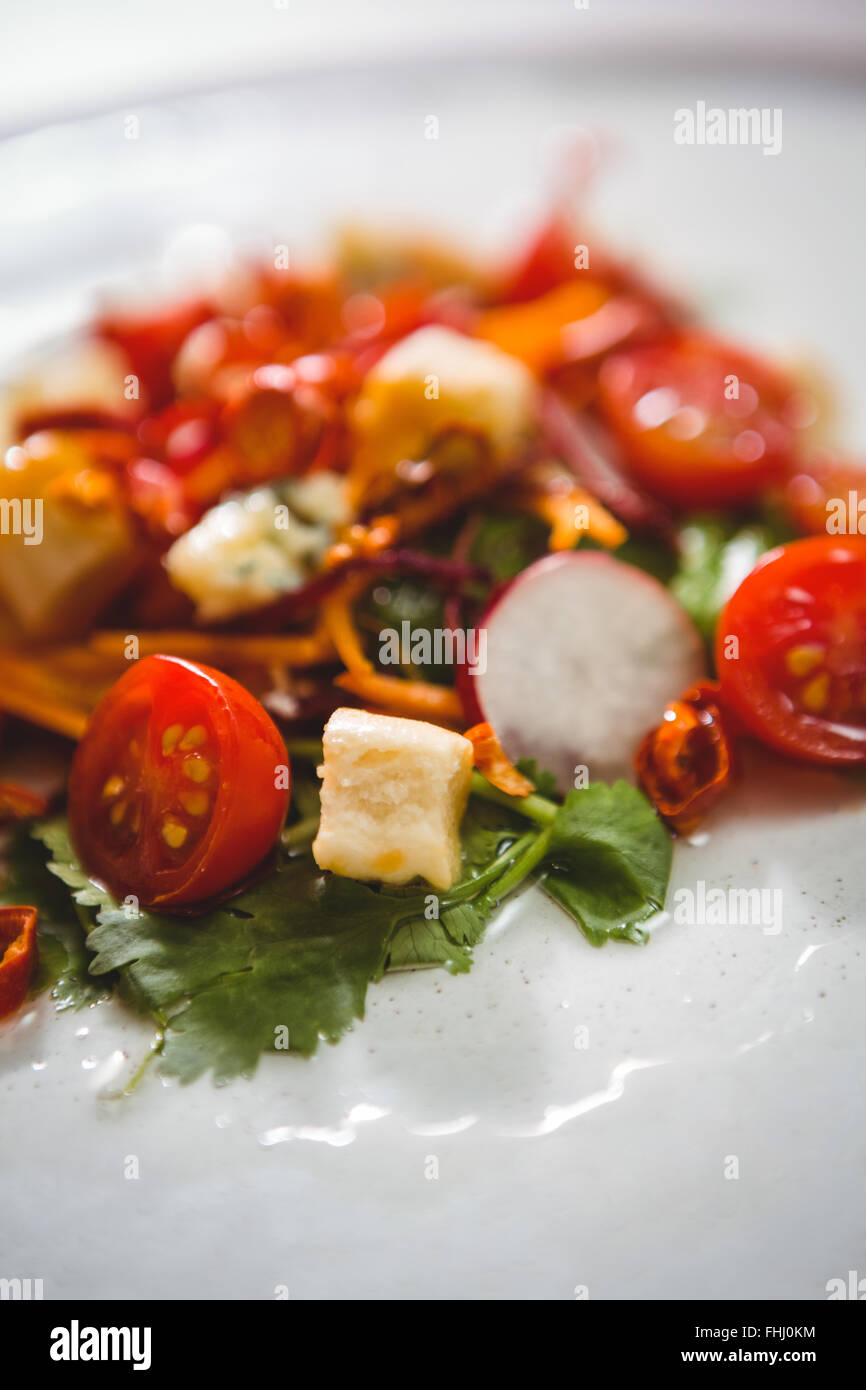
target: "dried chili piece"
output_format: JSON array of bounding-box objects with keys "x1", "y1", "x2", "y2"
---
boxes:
[
  {"x1": 635, "y1": 680, "x2": 735, "y2": 834},
  {"x1": 0, "y1": 906, "x2": 38, "y2": 1019}
]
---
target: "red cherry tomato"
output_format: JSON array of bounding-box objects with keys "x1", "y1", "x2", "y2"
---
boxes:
[
  {"x1": 68, "y1": 656, "x2": 291, "y2": 908},
  {"x1": 137, "y1": 399, "x2": 221, "y2": 472},
  {"x1": 220, "y1": 363, "x2": 331, "y2": 479},
  {"x1": 254, "y1": 269, "x2": 343, "y2": 347},
  {"x1": 598, "y1": 333, "x2": 802, "y2": 508},
  {"x1": 716, "y1": 536, "x2": 866, "y2": 765},
  {"x1": 98, "y1": 298, "x2": 213, "y2": 409},
  {"x1": 783, "y1": 453, "x2": 866, "y2": 537}
]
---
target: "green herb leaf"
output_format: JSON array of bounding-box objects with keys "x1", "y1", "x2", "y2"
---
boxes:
[
  {"x1": 386, "y1": 796, "x2": 527, "y2": 970},
  {"x1": 670, "y1": 513, "x2": 787, "y2": 643},
  {"x1": 386, "y1": 917, "x2": 473, "y2": 974},
  {"x1": 29, "y1": 774, "x2": 673, "y2": 1079},
  {"x1": 515, "y1": 758, "x2": 559, "y2": 800},
  {"x1": 32, "y1": 819, "x2": 428, "y2": 1081},
  {"x1": 540, "y1": 782, "x2": 672, "y2": 946},
  {"x1": 469, "y1": 512, "x2": 549, "y2": 583},
  {"x1": 1, "y1": 824, "x2": 112, "y2": 1009}
]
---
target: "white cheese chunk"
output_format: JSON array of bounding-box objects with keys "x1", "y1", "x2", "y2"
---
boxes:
[
  {"x1": 353, "y1": 324, "x2": 536, "y2": 479},
  {"x1": 312, "y1": 707, "x2": 473, "y2": 891},
  {"x1": 0, "y1": 432, "x2": 136, "y2": 638},
  {"x1": 164, "y1": 471, "x2": 350, "y2": 622}
]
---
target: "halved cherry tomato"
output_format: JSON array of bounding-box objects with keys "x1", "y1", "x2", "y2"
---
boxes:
[
  {"x1": 98, "y1": 298, "x2": 213, "y2": 409},
  {"x1": 635, "y1": 680, "x2": 736, "y2": 833},
  {"x1": 172, "y1": 315, "x2": 270, "y2": 398},
  {"x1": 717, "y1": 536, "x2": 866, "y2": 765},
  {"x1": 68, "y1": 656, "x2": 291, "y2": 908},
  {"x1": 221, "y1": 363, "x2": 332, "y2": 479},
  {"x1": 254, "y1": 268, "x2": 344, "y2": 346},
  {"x1": 137, "y1": 399, "x2": 221, "y2": 472},
  {"x1": 598, "y1": 332, "x2": 803, "y2": 508},
  {"x1": 782, "y1": 453, "x2": 866, "y2": 537},
  {"x1": 0, "y1": 906, "x2": 38, "y2": 1019}
]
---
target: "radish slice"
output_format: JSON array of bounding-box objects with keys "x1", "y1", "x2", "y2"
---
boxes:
[{"x1": 469, "y1": 551, "x2": 705, "y2": 790}]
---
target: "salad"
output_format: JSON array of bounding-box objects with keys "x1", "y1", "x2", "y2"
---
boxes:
[{"x1": 1, "y1": 197, "x2": 864, "y2": 1085}]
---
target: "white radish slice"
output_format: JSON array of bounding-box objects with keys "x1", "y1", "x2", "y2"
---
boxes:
[{"x1": 470, "y1": 551, "x2": 705, "y2": 790}]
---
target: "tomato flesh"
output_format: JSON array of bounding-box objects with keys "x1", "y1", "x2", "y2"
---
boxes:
[
  {"x1": 68, "y1": 656, "x2": 290, "y2": 907},
  {"x1": 783, "y1": 454, "x2": 866, "y2": 537},
  {"x1": 598, "y1": 333, "x2": 802, "y2": 508},
  {"x1": 717, "y1": 536, "x2": 866, "y2": 765}
]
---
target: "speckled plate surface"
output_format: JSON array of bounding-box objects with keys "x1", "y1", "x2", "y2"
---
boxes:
[{"x1": 2, "y1": 52, "x2": 865, "y2": 1300}]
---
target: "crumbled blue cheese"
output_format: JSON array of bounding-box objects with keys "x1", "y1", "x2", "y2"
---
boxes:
[{"x1": 164, "y1": 471, "x2": 351, "y2": 621}]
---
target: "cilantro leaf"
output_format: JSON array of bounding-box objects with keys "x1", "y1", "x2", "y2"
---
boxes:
[
  {"x1": 32, "y1": 819, "x2": 430, "y2": 1081},
  {"x1": 539, "y1": 782, "x2": 672, "y2": 946},
  {"x1": 385, "y1": 796, "x2": 526, "y2": 970},
  {"x1": 1, "y1": 824, "x2": 112, "y2": 1010},
  {"x1": 515, "y1": 758, "x2": 559, "y2": 800},
  {"x1": 469, "y1": 512, "x2": 549, "y2": 583},
  {"x1": 386, "y1": 916, "x2": 473, "y2": 974},
  {"x1": 28, "y1": 774, "x2": 674, "y2": 1081}
]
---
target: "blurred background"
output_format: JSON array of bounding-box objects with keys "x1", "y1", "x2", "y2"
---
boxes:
[{"x1": 1, "y1": 0, "x2": 865, "y2": 431}]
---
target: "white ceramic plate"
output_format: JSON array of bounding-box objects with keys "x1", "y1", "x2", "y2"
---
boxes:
[{"x1": 2, "y1": 50, "x2": 865, "y2": 1300}]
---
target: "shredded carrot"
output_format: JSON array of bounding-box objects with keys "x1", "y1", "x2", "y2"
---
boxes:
[
  {"x1": 321, "y1": 577, "x2": 375, "y2": 674},
  {"x1": 336, "y1": 669, "x2": 463, "y2": 725},
  {"x1": 463, "y1": 722, "x2": 535, "y2": 796},
  {"x1": 0, "y1": 653, "x2": 98, "y2": 740},
  {"x1": 44, "y1": 467, "x2": 121, "y2": 512},
  {"x1": 88, "y1": 626, "x2": 335, "y2": 668},
  {"x1": 0, "y1": 782, "x2": 49, "y2": 823},
  {"x1": 476, "y1": 280, "x2": 610, "y2": 373},
  {"x1": 507, "y1": 463, "x2": 627, "y2": 551}
]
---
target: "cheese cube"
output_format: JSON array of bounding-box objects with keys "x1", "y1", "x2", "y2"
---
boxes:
[
  {"x1": 0, "y1": 432, "x2": 136, "y2": 639},
  {"x1": 312, "y1": 708, "x2": 473, "y2": 890},
  {"x1": 353, "y1": 325, "x2": 536, "y2": 482}
]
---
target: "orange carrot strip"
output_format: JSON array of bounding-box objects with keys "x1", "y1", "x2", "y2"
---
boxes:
[
  {"x1": 335, "y1": 669, "x2": 463, "y2": 724},
  {"x1": 321, "y1": 577, "x2": 375, "y2": 674},
  {"x1": 0, "y1": 651, "x2": 102, "y2": 740},
  {"x1": 0, "y1": 782, "x2": 49, "y2": 823},
  {"x1": 507, "y1": 465, "x2": 627, "y2": 551},
  {"x1": 88, "y1": 627, "x2": 335, "y2": 668},
  {"x1": 464, "y1": 722, "x2": 535, "y2": 797}
]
